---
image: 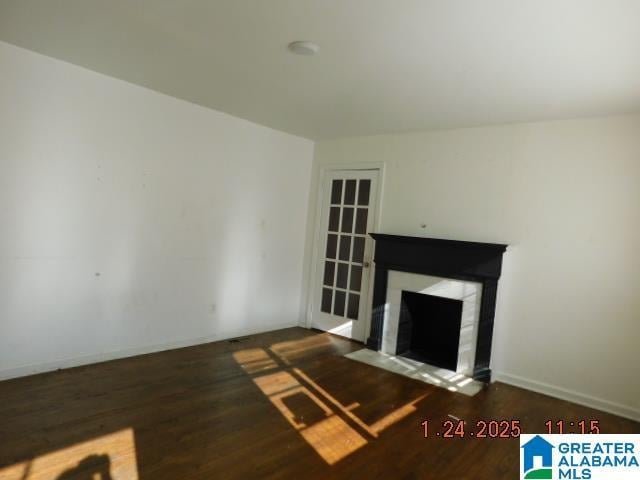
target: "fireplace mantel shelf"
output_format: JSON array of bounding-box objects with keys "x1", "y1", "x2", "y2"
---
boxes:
[
  {"x1": 366, "y1": 233, "x2": 508, "y2": 383},
  {"x1": 369, "y1": 233, "x2": 507, "y2": 252}
]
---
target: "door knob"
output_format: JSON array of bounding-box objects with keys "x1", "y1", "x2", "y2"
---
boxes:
[{"x1": 363, "y1": 261, "x2": 371, "y2": 268}]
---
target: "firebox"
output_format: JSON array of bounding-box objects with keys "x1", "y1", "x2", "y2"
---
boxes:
[{"x1": 395, "y1": 291, "x2": 463, "y2": 371}]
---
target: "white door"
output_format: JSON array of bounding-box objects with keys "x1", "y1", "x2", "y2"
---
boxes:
[{"x1": 312, "y1": 170, "x2": 379, "y2": 341}]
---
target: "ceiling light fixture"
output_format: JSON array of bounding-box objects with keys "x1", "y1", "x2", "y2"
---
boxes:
[{"x1": 288, "y1": 41, "x2": 319, "y2": 56}]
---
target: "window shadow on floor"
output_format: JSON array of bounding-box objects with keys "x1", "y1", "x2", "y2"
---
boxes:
[
  {"x1": 56, "y1": 454, "x2": 113, "y2": 480},
  {"x1": 233, "y1": 336, "x2": 430, "y2": 465}
]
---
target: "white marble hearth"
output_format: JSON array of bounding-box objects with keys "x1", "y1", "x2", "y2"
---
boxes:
[{"x1": 345, "y1": 349, "x2": 483, "y2": 396}]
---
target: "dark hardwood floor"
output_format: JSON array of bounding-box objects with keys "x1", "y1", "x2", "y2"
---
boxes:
[{"x1": 0, "y1": 327, "x2": 637, "y2": 479}]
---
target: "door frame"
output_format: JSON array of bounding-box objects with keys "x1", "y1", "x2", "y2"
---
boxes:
[{"x1": 305, "y1": 162, "x2": 385, "y2": 342}]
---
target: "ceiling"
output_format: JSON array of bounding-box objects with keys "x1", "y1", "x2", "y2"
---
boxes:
[{"x1": 1, "y1": 0, "x2": 639, "y2": 140}]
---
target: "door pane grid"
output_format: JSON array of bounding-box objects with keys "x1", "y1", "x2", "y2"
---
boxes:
[
  {"x1": 342, "y1": 179, "x2": 358, "y2": 314},
  {"x1": 321, "y1": 177, "x2": 372, "y2": 318},
  {"x1": 315, "y1": 173, "x2": 376, "y2": 338},
  {"x1": 332, "y1": 190, "x2": 344, "y2": 313},
  {"x1": 332, "y1": 286, "x2": 362, "y2": 294},
  {"x1": 334, "y1": 179, "x2": 345, "y2": 315},
  {"x1": 344, "y1": 179, "x2": 360, "y2": 319},
  {"x1": 335, "y1": 180, "x2": 354, "y2": 317}
]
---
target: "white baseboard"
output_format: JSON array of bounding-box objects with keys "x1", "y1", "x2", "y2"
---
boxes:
[
  {"x1": 0, "y1": 321, "x2": 298, "y2": 382},
  {"x1": 493, "y1": 371, "x2": 640, "y2": 423}
]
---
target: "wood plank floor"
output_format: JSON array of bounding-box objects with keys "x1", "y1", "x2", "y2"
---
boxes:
[{"x1": 0, "y1": 327, "x2": 637, "y2": 479}]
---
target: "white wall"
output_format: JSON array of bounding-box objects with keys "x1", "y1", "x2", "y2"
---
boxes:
[
  {"x1": 307, "y1": 114, "x2": 640, "y2": 420},
  {"x1": 0, "y1": 41, "x2": 314, "y2": 379}
]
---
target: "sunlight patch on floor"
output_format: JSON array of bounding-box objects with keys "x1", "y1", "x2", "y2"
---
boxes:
[
  {"x1": 369, "y1": 397, "x2": 426, "y2": 434},
  {"x1": 299, "y1": 415, "x2": 368, "y2": 465},
  {"x1": 0, "y1": 428, "x2": 138, "y2": 480},
  {"x1": 345, "y1": 349, "x2": 483, "y2": 396},
  {"x1": 252, "y1": 370, "x2": 367, "y2": 465},
  {"x1": 269, "y1": 335, "x2": 333, "y2": 364},
  {"x1": 233, "y1": 348, "x2": 278, "y2": 374},
  {"x1": 234, "y1": 338, "x2": 429, "y2": 466}
]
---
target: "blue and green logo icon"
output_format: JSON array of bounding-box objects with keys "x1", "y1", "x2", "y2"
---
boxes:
[{"x1": 521, "y1": 435, "x2": 554, "y2": 479}]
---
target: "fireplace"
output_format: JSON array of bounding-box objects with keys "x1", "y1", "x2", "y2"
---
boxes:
[
  {"x1": 396, "y1": 291, "x2": 463, "y2": 371},
  {"x1": 367, "y1": 234, "x2": 507, "y2": 383}
]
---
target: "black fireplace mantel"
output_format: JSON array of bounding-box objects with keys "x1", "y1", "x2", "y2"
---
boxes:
[{"x1": 366, "y1": 233, "x2": 508, "y2": 383}]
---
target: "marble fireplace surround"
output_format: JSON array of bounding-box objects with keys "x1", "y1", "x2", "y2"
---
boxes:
[
  {"x1": 382, "y1": 271, "x2": 482, "y2": 377},
  {"x1": 366, "y1": 234, "x2": 507, "y2": 383}
]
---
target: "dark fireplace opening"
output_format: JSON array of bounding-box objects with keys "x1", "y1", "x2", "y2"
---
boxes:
[{"x1": 396, "y1": 291, "x2": 463, "y2": 371}]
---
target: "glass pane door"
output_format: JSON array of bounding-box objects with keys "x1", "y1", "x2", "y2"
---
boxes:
[{"x1": 313, "y1": 170, "x2": 378, "y2": 341}]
